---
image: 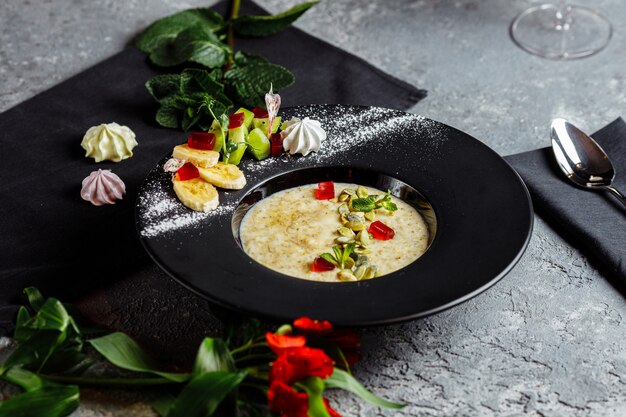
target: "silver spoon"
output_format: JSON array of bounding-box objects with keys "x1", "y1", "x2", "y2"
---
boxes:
[{"x1": 551, "y1": 118, "x2": 626, "y2": 207}]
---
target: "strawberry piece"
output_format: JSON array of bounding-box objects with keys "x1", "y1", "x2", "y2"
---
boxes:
[
  {"x1": 270, "y1": 133, "x2": 283, "y2": 156},
  {"x1": 311, "y1": 257, "x2": 336, "y2": 272},
  {"x1": 187, "y1": 132, "x2": 216, "y2": 150},
  {"x1": 369, "y1": 221, "x2": 395, "y2": 240},
  {"x1": 252, "y1": 106, "x2": 269, "y2": 118},
  {"x1": 175, "y1": 162, "x2": 200, "y2": 181},
  {"x1": 315, "y1": 181, "x2": 335, "y2": 200},
  {"x1": 228, "y1": 112, "x2": 245, "y2": 129}
]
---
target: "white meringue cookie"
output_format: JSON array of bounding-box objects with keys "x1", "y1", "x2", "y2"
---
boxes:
[
  {"x1": 81, "y1": 122, "x2": 138, "y2": 162},
  {"x1": 280, "y1": 117, "x2": 326, "y2": 156},
  {"x1": 81, "y1": 169, "x2": 126, "y2": 206}
]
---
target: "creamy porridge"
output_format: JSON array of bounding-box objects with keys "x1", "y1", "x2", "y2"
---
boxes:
[{"x1": 239, "y1": 183, "x2": 430, "y2": 282}]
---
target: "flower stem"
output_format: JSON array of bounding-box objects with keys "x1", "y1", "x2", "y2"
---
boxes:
[
  {"x1": 41, "y1": 374, "x2": 176, "y2": 387},
  {"x1": 235, "y1": 353, "x2": 275, "y2": 364},
  {"x1": 231, "y1": 342, "x2": 269, "y2": 356}
]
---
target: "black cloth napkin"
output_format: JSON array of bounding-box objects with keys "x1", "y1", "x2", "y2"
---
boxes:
[
  {"x1": 0, "y1": 1, "x2": 426, "y2": 344},
  {"x1": 505, "y1": 118, "x2": 626, "y2": 284}
]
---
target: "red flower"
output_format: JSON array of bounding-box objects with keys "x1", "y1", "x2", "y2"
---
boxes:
[
  {"x1": 323, "y1": 398, "x2": 343, "y2": 417},
  {"x1": 293, "y1": 317, "x2": 333, "y2": 336},
  {"x1": 327, "y1": 329, "x2": 361, "y2": 351},
  {"x1": 266, "y1": 332, "x2": 306, "y2": 355},
  {"x1": 270, "y1": 347, "x2": 334, "y2": 385},
  {"x1": 268, "y1": 381, "x2": 309, "y2": 417}
]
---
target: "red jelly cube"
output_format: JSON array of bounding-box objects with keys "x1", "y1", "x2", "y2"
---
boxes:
[
  {"x1": 368, "y1": 221, "x2": 395, "y2": 240},
  {"x1": 187, "y1": 132, "x2": 216, "y2": 150},
  {"x1": 311, "y1": 257, "x2": 336, "y2": 272},
  {"x1": 252, "y1": 106, "x2": 269, "y2": 118},
  {"x1": 270, "y1": 133, "x2": 283, "y2": 156},
  {"x1": 175, "y1": 162, "x2": 200, "y2": 181},
  {"x1": 228, "y1": 112, "x2": 245, "y2": 129},
  {"x1": 315, "y1": 181, "x2": 335, "y2": 200}
]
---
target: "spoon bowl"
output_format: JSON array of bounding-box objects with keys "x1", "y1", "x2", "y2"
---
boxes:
[{"x1": 551, "y1": 118, "x2": 626, "y2": 206}]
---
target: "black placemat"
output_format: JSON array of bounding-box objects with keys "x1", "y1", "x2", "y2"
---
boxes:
[
  {"x1": 0, "y1": 1, "x2": 426, "y2": 343},
  {"x1": 505, "y1": 118, "x2": 626, "y2": 285}
]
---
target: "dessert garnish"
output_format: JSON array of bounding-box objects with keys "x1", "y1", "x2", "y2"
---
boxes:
[
  {"x1": 369, "y1": 221, "x2": 395, "y2": 240},
  {"x1": 80, "y1": 169, "x2": 126, "y2": 206},
  {"x1": 163, "y1": 158, "x2": 185, "y2": 172},
  {"x1": 280, "y1": 117, "x2": 326, "y2": 156},
  {"x1": 311, "y1": 185, "x2": 399, "y2": 281},
  {"x1": 270, "y1": 133, "x2": 284, "y2": 156},
  {"x1": 174, "y1": 162, "x2": 200, "y2": 181},
  {"x1": 187, "y1": 132, "x2": 216, "y2": 150},
  {"x1": 81, "y1": 123, "x2": 138, "y2": 162},
  {"x1": 314, "y1": 181, "x2": 335, "y2": 200},
  {"x1": 265, "y1": 84, "x2": 282, "y2": 137}
]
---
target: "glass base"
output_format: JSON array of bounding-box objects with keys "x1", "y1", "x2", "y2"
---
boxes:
[{"x1": 510, "y1": 4, "x2": 612, "y2": 60}]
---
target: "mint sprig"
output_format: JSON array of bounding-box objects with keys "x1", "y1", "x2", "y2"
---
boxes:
[{"x1": 137, "y1": 1, "x2": 315, "y2": 130}]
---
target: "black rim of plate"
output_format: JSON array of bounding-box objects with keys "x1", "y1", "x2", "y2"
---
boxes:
[{"x1": 136, "y1": 105, "x2": 533, "y2": 326}]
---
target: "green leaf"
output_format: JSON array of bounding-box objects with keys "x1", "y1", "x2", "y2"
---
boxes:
[
  {"x1": 297, "y1": 377, "x2": 331, "y2": 417},
  {"x1": 155, "y1": 106, "x2": 180, "y2": 129},
  {"x1": 146, "y1": 74, "x2": 181, "y2": 103},
  {"x1": 136, "y1": 8, "x2": 225, "y2": 54},
  {"x1": 0, "y1": 385, "x2": 79, "y2": 417},
  {"x1": 320, "y1": 253, "x2": 338, "y2": 266},
  {"x1": 149, "y1": 25, "x2": 229, "y2": 68},
  {"x1": 23, "y1": 287, "x2": 45, "y2": 311},
  {"x1": 351, "y1": 196, "x2": 377, "y2": 212},
  {"x1": 13, "y1": 307, "x2": 32, "y2": 342},
  {"x1": 88, "y1": 332, "x2": 188, "y2": 382},
  {"x1": 325, "y1": 368, "x2": 405, "y2": 409},
  {"x1": 379, "y1": 200, "x2": 397, "y2": 211},
  {"x1": 167, "y1": 371, "x2": 247, "y2": 417},
  {"x1": 341, "y1": 244, "x2": 355, "y2": 268},
  {"x1": 4, "y1": 367, "x2": 44, "y2": 391},
  {"x1": 192, "y1": 338, "x2": 235, "y2": 377},
  {"x1": 233, "y1": 1, "x2": 319, "y2": 37},
  {"x1": 0, "y1": 369, "x2": 79, "y2": 417},
  {"x1": 225, "y1": 53, "x2": 294, "y2": 107}
]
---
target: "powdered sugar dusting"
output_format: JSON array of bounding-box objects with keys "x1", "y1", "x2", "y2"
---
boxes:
[{"x1": 137, "y1": 105, "x2": 450, "y2": 239}]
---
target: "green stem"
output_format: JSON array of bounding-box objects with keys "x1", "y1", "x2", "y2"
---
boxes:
[
  {"x1": 231, "y1": 342, "x2": 269, "y2": 356},
  {"x1": 235, "y1": 353, "x2": 275, "y2": 364},
  {"x1": 226, "y1": 0, "x2": 242, "y2": 69},
  {"x1": 41, "y1": 374, "x2": 176, "y2": 387}
]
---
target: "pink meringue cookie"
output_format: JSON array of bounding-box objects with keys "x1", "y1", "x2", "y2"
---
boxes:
[{"x1": 81, "y1": 169, "x2": 126, "y2": 206}]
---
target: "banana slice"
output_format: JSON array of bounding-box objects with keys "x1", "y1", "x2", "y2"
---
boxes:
[
  {"x1": 172, "y1": 144, "x2": 220, "y2": 168},
  {"x1": 198, "y1": 162, "x2": 246, "y2": 190},
  {"x1": 172, "y1": 177, "x2": 219, "y2": 212}
]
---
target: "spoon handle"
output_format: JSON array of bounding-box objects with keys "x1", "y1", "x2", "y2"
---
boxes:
[{"x1": 606, "y1": 186, "x2": 626, "y2": 208}]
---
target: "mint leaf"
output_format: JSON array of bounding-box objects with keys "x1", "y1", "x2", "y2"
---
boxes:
[
  {"x1": 351, "y1": 196, "x2": 377, "y2": 212},
  {"x1": 233, "y1": 1, "x2": 319, "y2": 37},
  {"x1": 135, "y1": 8, "x2": 225, "y2": 54},
  {"x1": 146, "y1": 74, "x2": 181, "y2": 103},
  {"x1": 149, "y1": 25, "x2": 229, "y2": 68},
  {"x1": 225, "y1": 53, "x2": 294, "y2": 107},
  {"x1": 155, "y1": 106, "x2": 180, "y2": 129}
]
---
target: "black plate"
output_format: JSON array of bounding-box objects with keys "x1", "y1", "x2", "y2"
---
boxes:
[{"x1": 136, "y1": 105, "x2": 533, "y2": 325}]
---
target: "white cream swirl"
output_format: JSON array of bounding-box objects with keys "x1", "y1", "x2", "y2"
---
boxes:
[
  {"x1": 80, "y1": 169, "x2": 126, "y2": 206},
  {"x1": 81, "y1": 122, "x2": 138, "y2": 162},
  {"x1": 280, "y1": 117, "x2": 326, "y2": 156}
]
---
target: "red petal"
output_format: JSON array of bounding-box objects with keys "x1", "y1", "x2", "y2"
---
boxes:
[
  {"x1": 323, "y1": 398, "x2": 344, "y2": 417},
  {"x1": 294, "y1": 317, "x2": 333, "y2": 336},
  {"x1": 266, "y1": 332, "x2": 306, "y2": 355},
  {"x1": 268, "y1": 381, "x2": 309, "y2": 417}
]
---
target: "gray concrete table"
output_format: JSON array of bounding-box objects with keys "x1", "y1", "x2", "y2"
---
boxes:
[{"x1": 2, "y1": 0, "x2": 626, "y2": 415}]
